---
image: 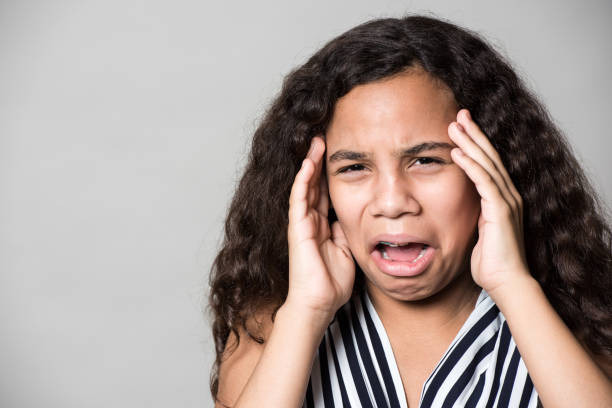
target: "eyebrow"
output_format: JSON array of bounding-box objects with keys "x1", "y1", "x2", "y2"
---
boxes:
[{"x1": 328, "y1": 141, "x2": 454, "y2": 163}]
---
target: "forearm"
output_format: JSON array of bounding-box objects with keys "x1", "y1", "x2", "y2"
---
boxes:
[
  {"x1": 234, "y1": 303, "x2": 331, "y2": 408},
  {"x1": 490, "y1": 274, "x2": 612, "y2": 407}
]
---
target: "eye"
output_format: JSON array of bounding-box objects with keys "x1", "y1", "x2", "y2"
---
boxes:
[
  {"x1": 337, "y1": 164, "x2": 366, "y2": 174},
  {"x1": 414, "y1": 157, "x2": 443, "y2": 166}
]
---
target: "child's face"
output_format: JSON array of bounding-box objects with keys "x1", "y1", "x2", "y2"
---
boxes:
[{"x1": 325, "y1": 70, "x2": 481, "y2": 301}]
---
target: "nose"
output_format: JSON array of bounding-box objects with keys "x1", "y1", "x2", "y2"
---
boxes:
[{"x1": 368, "y1": 172, "x2": 422, "y2": 219}]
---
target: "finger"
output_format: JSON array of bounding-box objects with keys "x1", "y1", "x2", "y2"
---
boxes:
[
  {"x1": 311, "y1": 136, "x2": 326, "y2": 176},
  {"x1": 448, "y1": 123, "x2": 521, "y2": 229},
  {"x1": 457, "y1": 109, "x2": 523, "y2": 233},
  {"x1": 456, "y1": 110, "x2": 524, "y2": 232},
  {"x1": 316, "y1": 172, "x2": 330, "y2": 216},
  {"x1": 289, "y1": 158, "x2": 315, "y2": 221},
  {"x1": 308, "y1": 137, "x2": 326, "y2": 206},
  {"x1": 456, "y1": 109, "x2": 523, "y2": 207},
  {"x1": 448, "y1": 121, "x2": 516, "y2": 210},
  {"x1": 451, "y1": 148, "x2": 513, "y2": 219}
]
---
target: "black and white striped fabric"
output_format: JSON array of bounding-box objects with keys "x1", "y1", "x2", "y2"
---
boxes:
[{"x1": 303, "y1": 288, "x2": 540, "y2": 408}]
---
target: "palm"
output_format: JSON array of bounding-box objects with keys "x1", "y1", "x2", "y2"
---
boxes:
[
  {"x1": 470, "y1": 205, "x2": 526, "y2": 293},
  {"x1": 287, "y1": 137, "x2": 355, "y2": 314}
]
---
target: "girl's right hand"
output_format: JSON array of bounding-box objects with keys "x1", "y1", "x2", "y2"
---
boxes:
[{"x1": 286, "y1": 136, "x2": 356, "y2": 324}]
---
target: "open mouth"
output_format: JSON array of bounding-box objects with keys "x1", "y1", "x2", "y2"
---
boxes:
[
  {"x1": 370, "y1": 240, "x2": 435, "y2": 277},
  {"x1": 375, "y1": 241, "x2": 430, "y2": 263}
]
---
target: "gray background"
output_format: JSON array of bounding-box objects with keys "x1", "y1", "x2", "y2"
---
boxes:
[{"x1": 1, "y1": 0, "x2": 610, "y2": 407}]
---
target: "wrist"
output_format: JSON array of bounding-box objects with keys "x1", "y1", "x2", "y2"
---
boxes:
[
  {"x1": 279, "y1": 299, "x2": 336, "y2": 336},
  {"x1": 487, "y1": 271, "x2": 541, "y2": 312}
]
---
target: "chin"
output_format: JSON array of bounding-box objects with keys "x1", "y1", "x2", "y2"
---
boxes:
[
  {"x1": 363, "y1": 269, "x2": 442, "y2": 302},
  {"x1": 388, "y1": 282, "x2": 446, "y2": 302},
  {"x1": 362, "y1": 258, "x2": 464, "y2": 304}
]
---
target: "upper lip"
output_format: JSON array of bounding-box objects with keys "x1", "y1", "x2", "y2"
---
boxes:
[{"x1": 368, "y1": 233, "x2": 433, "y2": 253}]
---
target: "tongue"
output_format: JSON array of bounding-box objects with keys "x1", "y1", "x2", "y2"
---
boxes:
[{"x1": 384, "y1": 243, "x2": 424, "y2": 262}]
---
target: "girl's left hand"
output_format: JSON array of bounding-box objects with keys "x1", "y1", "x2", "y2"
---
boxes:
[{"x1": 448, "y1": 109, "x2": 531, "y2": 295}]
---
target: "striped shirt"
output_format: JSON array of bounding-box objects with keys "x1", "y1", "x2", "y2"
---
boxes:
[{"x1": 303, "y1": 288, "x2": 540, "y2": 408}]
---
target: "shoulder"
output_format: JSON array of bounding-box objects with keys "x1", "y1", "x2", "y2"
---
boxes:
[{"x1": 216, "y1": 306, "x2": 277, "y2": 407}]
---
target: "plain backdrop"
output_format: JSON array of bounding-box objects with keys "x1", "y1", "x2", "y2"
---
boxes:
[{"x1": 1, "y1": 0, "x2": 610, "y2": 407}]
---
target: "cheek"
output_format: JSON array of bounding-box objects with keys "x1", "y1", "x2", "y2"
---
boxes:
[
  {"x1": 328, "y1": 179, "x2": 355, "y2": 222},
  {"x1": 328, "y1": 179, "x2": 366, "y2": 244},
  {"x1": 428, "y1": 172, "x2": 480, "y2": 245}
]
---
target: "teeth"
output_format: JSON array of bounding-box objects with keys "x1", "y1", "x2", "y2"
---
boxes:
[
  {"x1": 381, "y1": 247, "x2": 390, "y2": 260},
  {"x1": 379, "y1": 243, "x2": 429, "y2": 263},
  {"x1": 412, "y1": 245, "x2": 428, "y2": 262},
  {"x1": 379, "y1": 241, "x2": 429, "y2": 248}
]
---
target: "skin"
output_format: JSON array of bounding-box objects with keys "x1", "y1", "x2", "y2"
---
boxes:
[
  {"x1": 292, "y1": 68, "x2": 610, "y2": 405},
  {"x1": 325, "y1": 69, "x2": 482, "y2": 305},
  {"x1": 323, "y1": 70, "x2": 487, "y2": 405},
  {"x1": 218, "y1": 69, "x2": 612, "y2": 407}
]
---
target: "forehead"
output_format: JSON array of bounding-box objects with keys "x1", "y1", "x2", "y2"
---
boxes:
[{"x1": 325, "y1": 71, "x2": 458, "y2": 148}]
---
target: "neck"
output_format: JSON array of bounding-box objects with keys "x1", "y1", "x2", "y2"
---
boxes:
[{"x1": 366, "y1": 269, "x2": 481, "y2": 343}]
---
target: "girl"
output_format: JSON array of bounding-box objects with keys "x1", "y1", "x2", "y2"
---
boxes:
[{"x1": 209, "y1": 15, "x2": 612, "y2": 407}]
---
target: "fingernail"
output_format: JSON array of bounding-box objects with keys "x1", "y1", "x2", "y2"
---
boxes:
[{"x1": 465, "y1": 109, "x2": 472, "y2": 120}]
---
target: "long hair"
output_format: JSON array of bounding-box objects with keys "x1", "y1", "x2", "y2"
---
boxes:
[{"x1": 207, "y1": 14, "x2": 612, "y2": 399}]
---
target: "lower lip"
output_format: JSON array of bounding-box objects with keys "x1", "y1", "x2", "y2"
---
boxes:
[{"x1": 371, "y1": 245, "x2": 435, "y2": 277}]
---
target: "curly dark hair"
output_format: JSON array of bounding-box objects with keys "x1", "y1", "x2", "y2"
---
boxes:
[{"x1": 207, "y1": 13, "x2": 612, "y2": 400}]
